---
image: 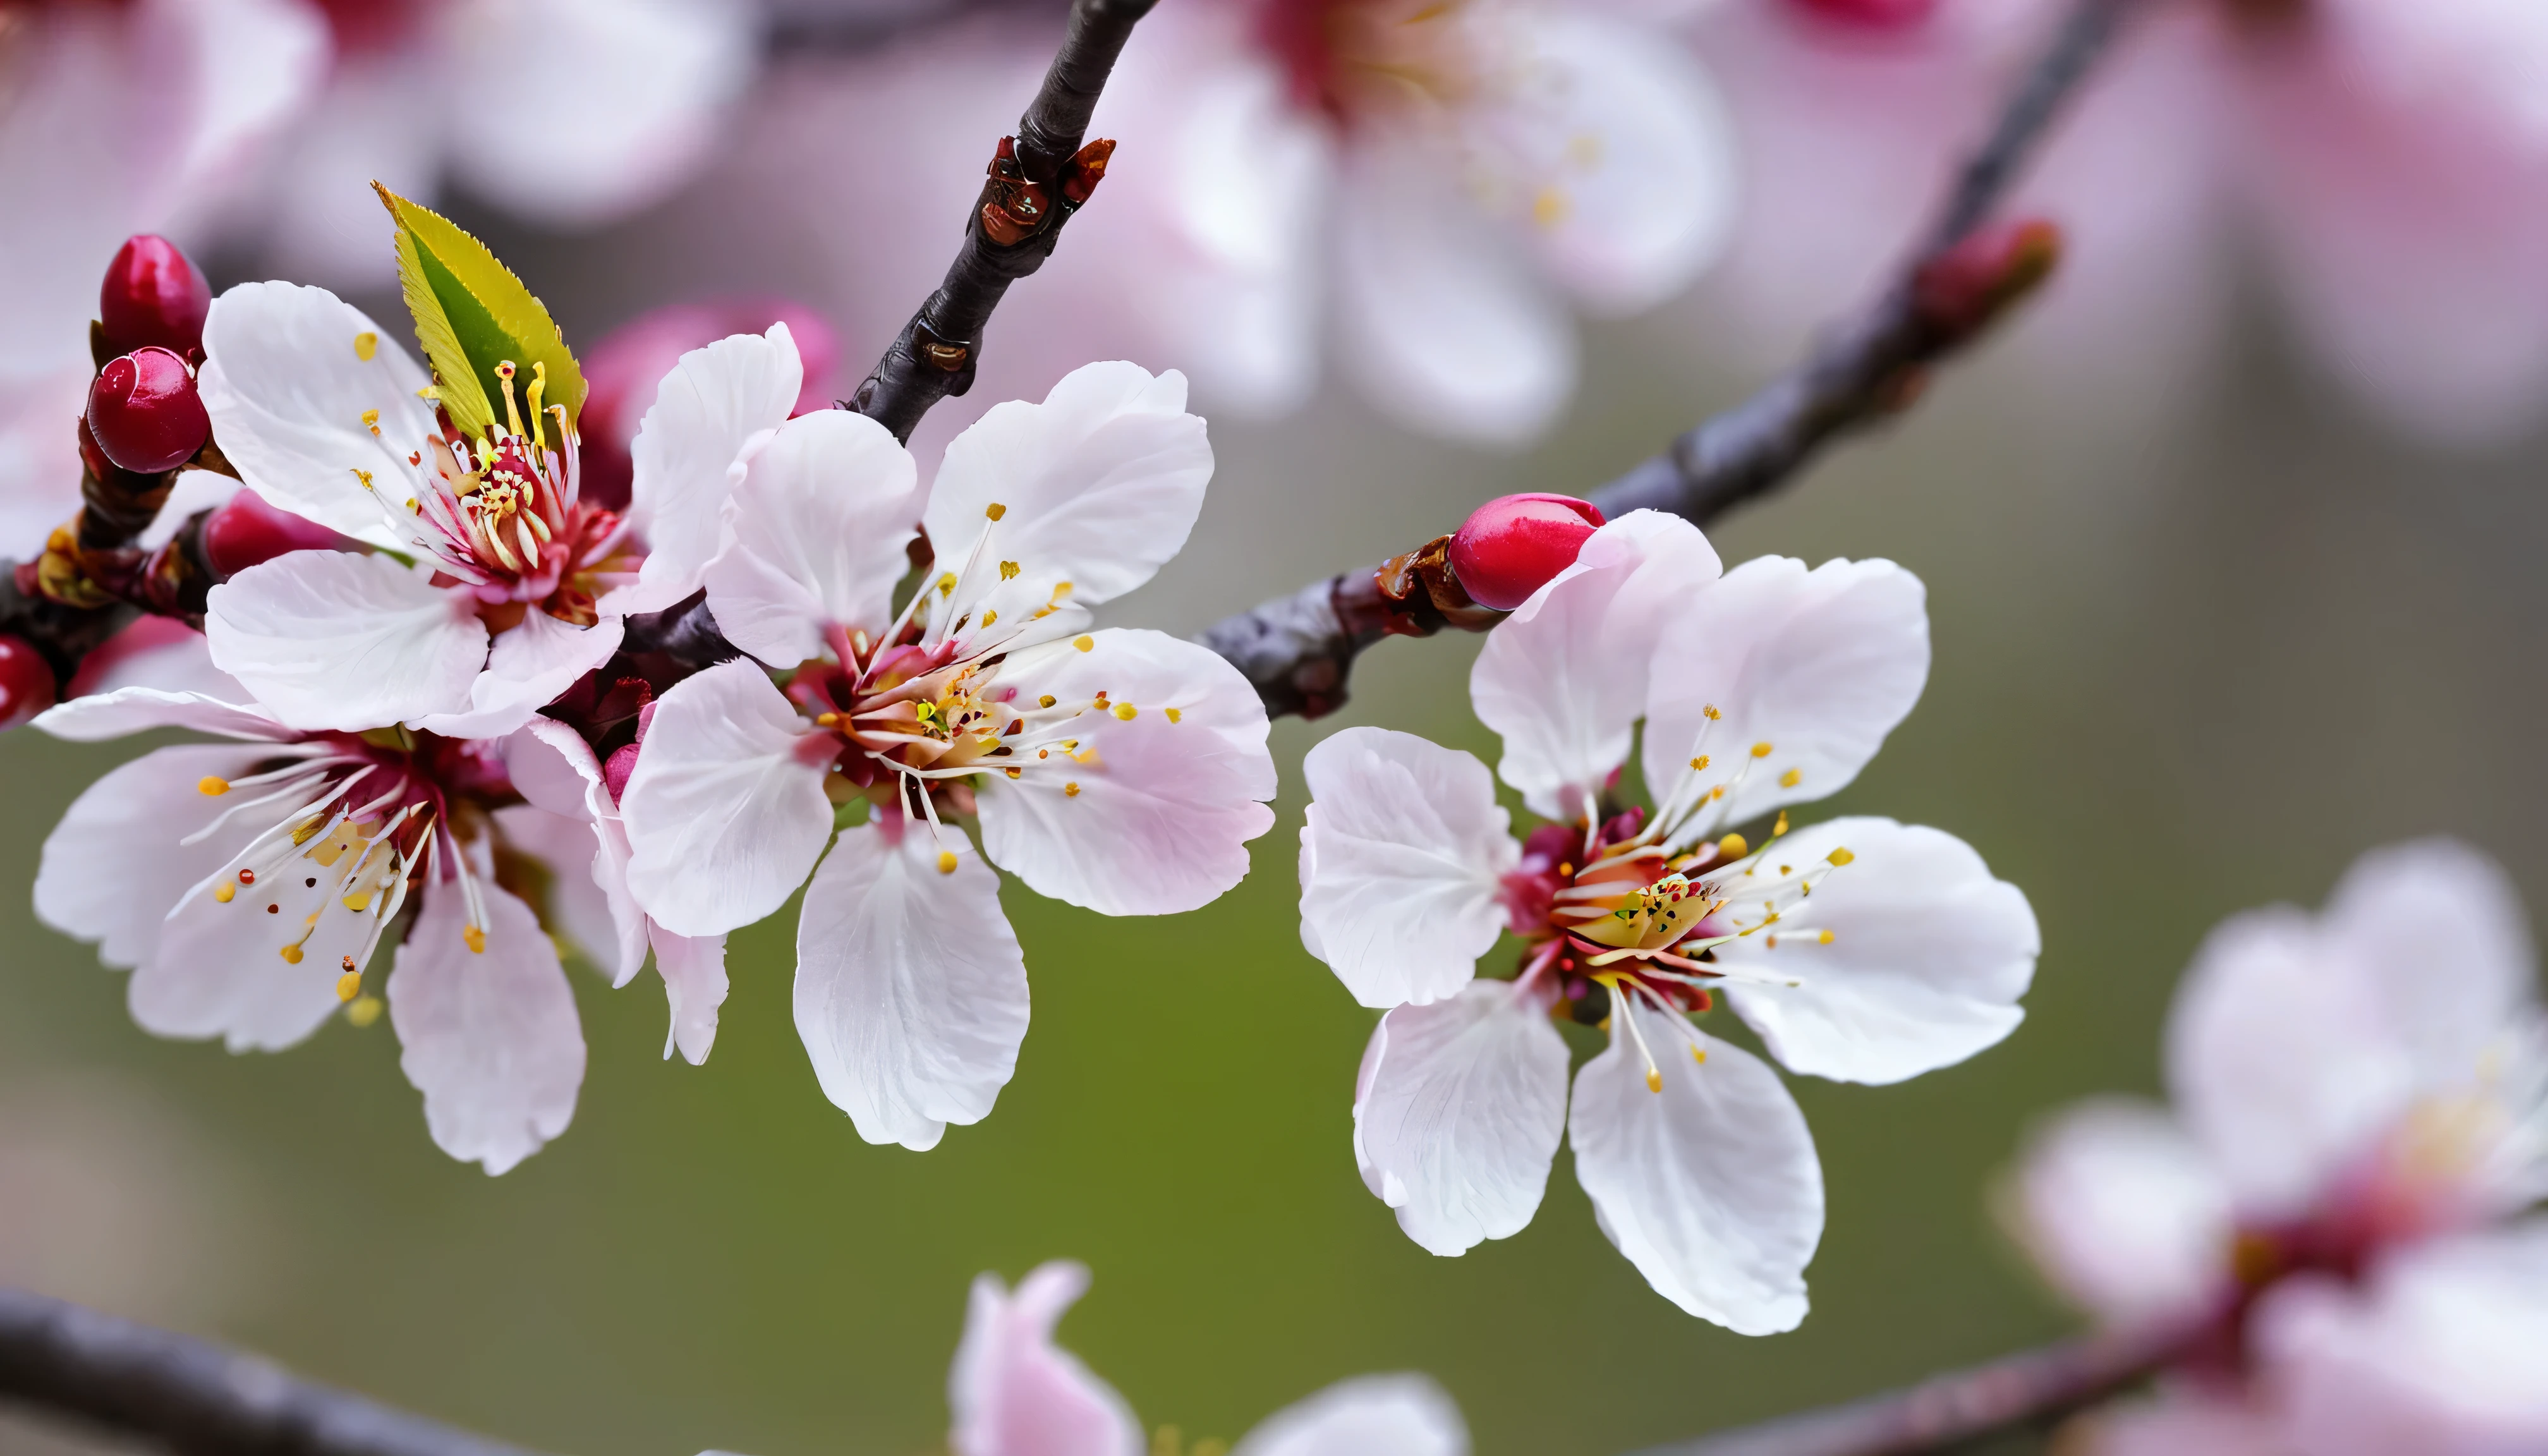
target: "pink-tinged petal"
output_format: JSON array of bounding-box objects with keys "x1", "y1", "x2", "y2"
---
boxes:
[
  {"x1": 0, "y1": 367, "x2": 93, "y2": 558},
  {"x1": 2318, "y1": 839, "x2": 2539, "y2": 1093},
  {"x1": 140, "y1": 825, "x2": 384, "y2": 1053},
  {"x1": 1472, "y1": 511, "x2": 1721, "y2": 820},
  {"x1": 205, "y1": 551, "x2": 487, "y2": 732},
  {"x1": 33, "y1": 686, "x2": 290, "y2": 743},
  {"x1": 607, "y1": 323, "x2": 804, "y2": 616},
  {"x1": 388, "y1": 878, "x2": 586, "y2": 1175},
  {"x1": 1642, "y1": 556, "x2": 1929, "y2": 832},
  {"x1": 1298, "y1": 727, "x2": 1515, "y2": 1009},
  {"x1": 925, "y1": 361, "x2": 1213, "y2": 638},
  {"x1": 975, "y1": 629, "x2": 1275, "y2": 917},
  {"x1": 949, "y1": 1261, "x2": 1142, "y2": 1456},
  {"x1": 502, "y1": 717, "x2": 607, "y2": 823},
  {"x1": 490, "y1": 803, "x2": 636, "y2": 985},
  {"x1": 1715, "y1": 818, "x2": 2037, "y2": 1085},
  {"x1": 37, "y1": 744, "x2": 276, "y2": 972},
  {"x1": 794, "y1": 821, "x2": 1030, "y2": 1151},
  {"x1": 161, "y1": 0, "x2": 327, "y2": 211},
  {"x1": 2008, "y1": 1098, "x2": 2234, "y2": 1328},
  {"x1": 1231, "y1": 1375, "x2": 1469, "y2": 1456},
  {"x1": 412, "y1": 610, "x2": 626, "y2": 740},
  {"x1": 651, "y1": 928, "x2": 728, "y2": 1065},
  {"x1": 63, "y1": 616, "x2": 250, "y2": 703},
  {"x1": 195, "y1": 281, "x2": 442, "y2": 549},
  {"x1": 2258, "y1": 1220, "x2": 2548, "y2": 1456},
  {"x1": 1354, "y1": 981, "x2": 1570, "y2": 1258},
  {"x1": 701, "y1": 408, "x2": 920, "y2": 664},
  {"x1": 621, "y1": 658, "x2": 834, "y2": 938},
  {"x1": 1569, "y1": 1002, "x2": 1823, "y2": 1333}
]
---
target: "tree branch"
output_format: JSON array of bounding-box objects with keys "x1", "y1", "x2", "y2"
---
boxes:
[
  {"x1": 1201, "y1": 0, "x2": 2138, "y2": 722},
  {"x1": 0, "y1": 1289, "x2": 538, "y2": 1456}
]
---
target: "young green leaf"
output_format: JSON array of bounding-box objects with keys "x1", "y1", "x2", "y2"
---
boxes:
[{"x1": 373, "y1": 183, "x2": 587, "y2": 443}]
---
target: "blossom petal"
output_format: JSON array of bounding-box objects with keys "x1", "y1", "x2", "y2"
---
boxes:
[
  {"x1": 1297, "y1": 727, "x2": 1516, "y2": 1009},
  {"x1": 607, "y1": 323, "x2": 803, "y2": 616},
  {"x1": 140, "y1": 824, "x2": 384, "y2": 1053},
  {"x1": 490, "y1": 803, "x2": 636, "y2": 985},
  {"x1": 37, "y1": 744, "x2": 278, "y2": 971},
  {"x1": 794, "y1": 820, "x2": 1030, "y2": 1151},
  {"x1": 2008, "y1": 1098, "x2": 2234, "y2": 1328},
  {"x1": 2319, "y1": 839, "x2": 2538, "y2": 1092},
  {"x1": 975, "y1": 629, "x2": 1275, "y2": 917},
  {"x1": 924, "y1": 360, "x2": 1213, "y2": 635},
  {"x1": 701, "y1": 407, "x2": 920, "y2": 664},
  {"x1": 651, "y1": 927, "x2": 729, "y2": 1065},
  {"x1": 414, "y1": 610, "x2": 625, "y2": 741},
  {"x1": 1641, "y1": 556, "x2": 1929, "y2": 835},
  {"x1": 388, "y1": 878, "x2": 586, "y2": 1175},
  {"x1": 195, "y1": 281, "x2": 440, "y2": 550},
  {"x1": 949, "y1": 1261, "x2": 1143, "y2": 1456},
  {"x1": 621, "y1": 658, "x2": 835, "y2": 938},
  {"x1": 1354, "y1": 980, "x2": 1570, "y2": 1257},
  {"x1": 1472, "y1": 511, "x2": 1721, "y2": 820},
  {"x1": 1230, "y1": 1375, "x2": 1469, "y2": 1456},
  {"x1": 33, "y1": 686, "x2": 289, "y2": 743},
  {"x1": 1569, "y1": 1002, "x2": 1823, "y2": 1333},
  {"x1": 205, "y1": 551, "x2": 486, "y2": 731},
  {"x1": 1715, "y1": 818, "x2": 2037, "y2": 1085}
]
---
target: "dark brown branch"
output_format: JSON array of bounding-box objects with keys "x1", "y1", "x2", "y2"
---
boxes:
[
  {"x1": 1201, "y1": 0, "x2": 2137, "y2": 722},
  {"x1": 1622, "y1": 1319, "x2": 2197, "y2": 1456},
  {"x1": 0, "y1": 1289, "x2": 538, "y2": 1456}
]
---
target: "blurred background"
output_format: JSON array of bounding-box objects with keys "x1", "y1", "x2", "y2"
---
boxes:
[{"x1": 4, "y1": 1, "x2": 2546, "y2": 1453}]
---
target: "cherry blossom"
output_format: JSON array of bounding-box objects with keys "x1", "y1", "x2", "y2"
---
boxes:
[
  {"x1": 950, "y1": 1261, "x2": 1467, "y2": 1456},
  {"x1": 2008, "y1": 839, "x2": 2548, "y2": 1453},
  {"x1": 1296, "y1": 511, "x2": 2038, "y2": 1332},
  {"x1": 617, "y1": 360, "x2": 1277, "y2": 1150}
]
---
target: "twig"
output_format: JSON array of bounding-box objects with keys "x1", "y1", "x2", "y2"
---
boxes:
[
  {"x1": 1622, "y1": 1318, "x2": 2197, "y2": 1456},
  {"x1": 1200, "y1": 0, "x2": 2138, "y2": 722},
  {"x1": 763, "y1": 0, "x2": 1064, "y2": 58},
  {"x1": 0, "y1": 1289, "x2": 538, "y2": 1456}
]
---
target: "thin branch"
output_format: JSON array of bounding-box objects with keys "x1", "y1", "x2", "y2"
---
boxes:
[
  {"x1": 763, "y1": 0, "x2": 1065, "y2": 58},
  {"x1": 1200, "y1": 0, "x2": 2138, "y2": 722},
  {"x1": 0, "y1": 1289, "x2": 538, "y2": 1456},
  {"x1": 1621, "y1": 1318, "x2": 2199, "y2": 1456}
]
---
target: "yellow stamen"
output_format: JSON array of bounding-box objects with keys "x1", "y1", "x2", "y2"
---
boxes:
[
  {"x1": 337, "y1": 971, "x2": 361, "y2": 1002},
  {"x1": 361, "y1": 408, "x2": 381, "y2": 435},
  {"x1": 1038, "y1": 695, "x2": 1057, "y2": 708},
  {"x1": 212, "y1": 881, "x2": 235, "y2": 904},
  {"x1": 353, "y1": 331, "x2": 378, "y2": 361},
  {"x1": 980, "y1": 610, "x2": 998, "y2": 627},
  {"x1": 1073, "y1": 635, "x2": 1094, "y2": 652},
  {"x1": 1112, "y1": 703, "x2": 1136, "y2": 720},
  {"x1": 1065, "y1": 782, "x2": 1081, "y2": 797},
  {"x1": 1818, "y1": 930, "x2": 1835, "y2": 944},
  {"x1": 463, "y1": 925, "x2": 486, "y2": 954},
  {"x1": 1778, "y1": 768, "x2": 1801, "y2": 788},
  {"x1": 985, "y1": 503, "x2": 1007, "y2": 521},
  {"x1": 280, "y1": 945, "x2": 303, "y2": 964},
  {"x1": 1165, "y1": 708, "x2": 1182, "y2": 724},
  {"x1": 937, "y1": 850, "x2": 959, "y2": 874},
  {"x1": 1718, "y1": 834, "x2": 1748, "y2": 859},
  {"x1": 1826, "y1": 847, "x2": 1855, "y2": 866},
  {"x1": 197, "y1": 775, "x2": 230, "y2": 796},
  {"x1": 1689, "y1": 755, "x2": 1708, "y2": 772},
  {"x1": 999, "y1": 561, "x2": 1021, "y2": 580},
  {"x1": 347, "y1": 995, "x2": 383, "y2": 1028},
  {"x1": 1645, "y1": 1068, "x2": 1663, "y2": 1093},
  {"x1": 1750, "y1": 742, "x2": 1773, "y2": 758}
]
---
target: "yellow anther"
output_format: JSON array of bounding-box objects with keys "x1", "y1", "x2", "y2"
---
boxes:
[
  {"x1": 1773, "y1": 811, "x2": 1788, "y2": 836},
  {"x1": 354, "y1": 331, "x2": 378, "y2": 361},
  {"x1": 1766, "y1": 934, "x2": 1778, "y2": 949},
  {"x1": 1532, "y1": 186, "x2": 1568, "y2": 228},
  {"x1": 415, "y1": 385, "x2": 439, "y2": 401},
  {"x1": 1053, "y1": 581, "x2": 1073, "y2": 598},
  {"x1": 937, "y1": 850, "x2": 959, "y2": 875},
  {"x1": 1778, "y1": 768, "x2": 1801, "y2": 788},
  {"x1": 197, "y1": 775, "x2": 230, "y2": 796},
  {"x1": 1826, "y1": 847, "x2": 1855, "y2": 867},
  {"x1": 1030, "y1": 694, "x2": 1052, "y2": 708},
  {"x1": 1165, "y1": 707, "x2": 1182, "y2": 724},
  {"x1": 351, "y1": 467, "x2": 375, "y2": 489},
  {"x1": 1691, "y1": 1045, "x2": 1707, "y2": 1065},
  {"x1": 1113, "y1": 703, "x2": 1136, "y2": 720},
  {"x1": 1689, "y1": 755, "x2": 1708, "y2": 772},
  {"x1": 1645, "y1": 1067, "x2": 1663, "y2": 1094},
  {"x1": 1004, "y1": 767, "x2": 1022, "y2": 779},
  {"x1": 816, "y1": 712, "x2": 840, "y2": 726},
  {"x1": 463, "y1": 925, "x2": 487, "y2": 954},
  {"x1": 361, "y1": 408, "x2": 381, "y2": 435},
  {"x1": 1709, "y1": 786, "x2": 1725, "y2": 801},
  {"x1": 980, "y1": 610, "x2": 998, "y2": 627},
  {"x1": 1703, "y1": 705, "x2": 1721, "y2": 720},
  {"x1": 1818, "y1": 930, "x2": 1835, "y2": 945},
  {"x1": 347, "y1": 995, "x2": 383, "y2": 1028},
  {"x1": 999, "y1": 561, "x2": 1021, "y2": 580},
  {"x1": 212, "y1": 881, "x2": 236, "y2": 904},
  {"x1": 1557, "y1": 862, "x2": 1573, "y2": 878},
  {"x1": 280, "y1": 945, "x2": 303, "y2": 964},
  {"x1": 1065, "y1": 782, "x2": 1081, "y2": 798},
  {"x1": 937, "y1": 573, "x2": 958, "y2": 597},
  {"x1": 1750, "y1": 742, "x2": 1773, "y2": 758},
  {"x1": 1073, "y1": 635, "x2": 1094, "y2": 652},
  {"x1": 337, "y1": 971, "x2": 362, "y2": 1002},
  {"x1": 1718, "y1": 834, "x2": 1747, "y2": 859},
  {"x1": 986, "y1": 503, "x2": 1007, "y2": 521}
]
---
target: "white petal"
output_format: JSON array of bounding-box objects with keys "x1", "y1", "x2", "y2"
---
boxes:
[
  {"x1": 1472, "y1": 511, "x2": 1721, "y2": 820},
  {"x1": 501, "y1": 717, "x2": 606, "y2": 823},
  {"x1": 498, "y1": 720, "x2": 653, "y2": 986},
  {"x1": 205, "y1": 551, "x2": 487, "y2": 731},
  {"x1": 37, "y1": 744, "x2": 277, "y2": 971},
  {"x1": 66, "y1": 613, "x2": 249, "y2": 700},
  {"x1": 651, "y1": 928, "x2": 728, "y2": 1065},
  {"x1": 925, "y1": 361, "x2": 1213, "y2": 634},
  {"x1": 608, "y1": 323, "x2": 804, "y2": 616},
  {"x1": 1641, "y1": 556, "x2": 1929, "y2": 834},
  {"x1": 33, "y1": 686, "x2": 289, "y2": 743},
  {"x1": 2008, "y1": 1098, "x2": 2233, "y2": 1328},
  {"x1": 139, "y1": 825, "x2": 384, "y2": 1053},
  {"x1": 490, "y1": 803, "x2": 636, "y2": 985},
  {"x1": 2319, "y1": 839, "x2": 2539, "y2": 1091},
  {"x1": 949, "y1": 1261, "x2": 1143, "y2": 1456},
  {"x1": 1353, "y1": 980, "x2": 1570, "y2": 1257},
  {"x1": 974, "y1": 629, "x2": 1275, "y2": 917},
  {"x1": 1568, "y1": 1002, "x2": 1823, "y2": 1333},
  {"x1": 620, "y1": 658, "x2": 835, "y2": 938},
  {"x1": 701, "y1": 408, "x2": 919, "y2": 664},
  {"x1": 411, "y1": 610, "x2": 626, "y2": 740},
  {"x1": 1714, "y1": 818, "x2": 2037, "y2": 1085},
  {"x1": 195, "y1": 281, "x2": 440, "y2": 550},
  {"x1": 1297, "y1": 727, "x2": 1515, "y2": 1009},
  {"x1": 1332, "y1": 132, "x2": 1574, "y2": 447},
  {"x1": 388, "y1": 878, "x2": 586, "y2": 1175},
  {"x1": 1230, "y1": 1375, "x2": 1469, "y2": 1456},
  {"x1": 793, "y1": 821, "x2": 1030, "y2": 1151}
]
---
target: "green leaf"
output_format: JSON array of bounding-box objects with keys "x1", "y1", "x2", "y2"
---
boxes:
[{"x1": 374, "y1": 183, "x2": 587, "y2": 444}]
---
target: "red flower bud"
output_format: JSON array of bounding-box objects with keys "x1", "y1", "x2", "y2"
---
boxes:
[
  {"x1": 1911, "y1": 217, "x2": 2063, "y2": 340},
  {"x1": 98, "y1": 234, "x2": 212, "y2": 356},
  {"x1": 85, "y1": 347, "x2": 209, "y2": 475},
  {"x1": 203, "y1": 487, "x2": 355, "y2": 577},
  {"x1": 0, "y1": 635, "x2": 57, "y2": 731},
  {"x1": 1787, "y1": 0, "x2": 1941, "y2": 27},
  {"x1": 1448, "y1": 493, "x2": 1606, "y2": 612}
]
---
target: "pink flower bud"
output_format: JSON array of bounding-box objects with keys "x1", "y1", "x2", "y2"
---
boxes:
[
  {"x1": 203, "y1": 487, "x2": 356, "y2": 577},
  {"x1": 1785, "y1": 0, "x2": 1942, "y2": 27},
  {"x1": 1911, "y1": 218, "x2": 2064, "y2": 339},
  {"x1": 1448, "y1": 494, "x2": 1605, "y2": 611},
  {"x1": 98, "y1": 234, "x2": 211, "y2": 356},
  {"x1": 0, "y1": 636, "x2": 56, "y2": 731},
  {"x1": 85, "y1": 347, "x2": 209, "y2": 475}
]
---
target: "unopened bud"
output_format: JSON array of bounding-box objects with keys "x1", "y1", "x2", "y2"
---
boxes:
[
  {"x1": 203, "y1": 487, "x2": 355, "y2": 576},
  {"x1": 1787, "y1": 0, "x2": 1942, "y2": 26},
  {"x1": 1447, "y1": 494, "x2": 1605, "y2": 611},
  {"x1": 99, "y1": 234, "x2": 211, "y2": 356},
  {"x1": 86, "y1": 348, "x2": 209, "y2": 474},
  {"x1": 0, "y1": 636, "x2": 56, "y2": 731},
  {"x1": 1911, "y1": 217, "x2": 2063, "y2": 341}
]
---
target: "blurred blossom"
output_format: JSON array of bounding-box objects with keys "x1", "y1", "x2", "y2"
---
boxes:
[
  {"x1": 1687, "y1": 0, "x2": 2548, "y2": 449},
  {"x1": 2009, "y1": 840, "x2": 2548, "y2": 1452},
  {"x1": 1295, "y1": 513, "x2": 2037, "y2": 1332},
  {"x1": 947, "y1": 1261, "x2": 1467, "y2": 1456}
]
